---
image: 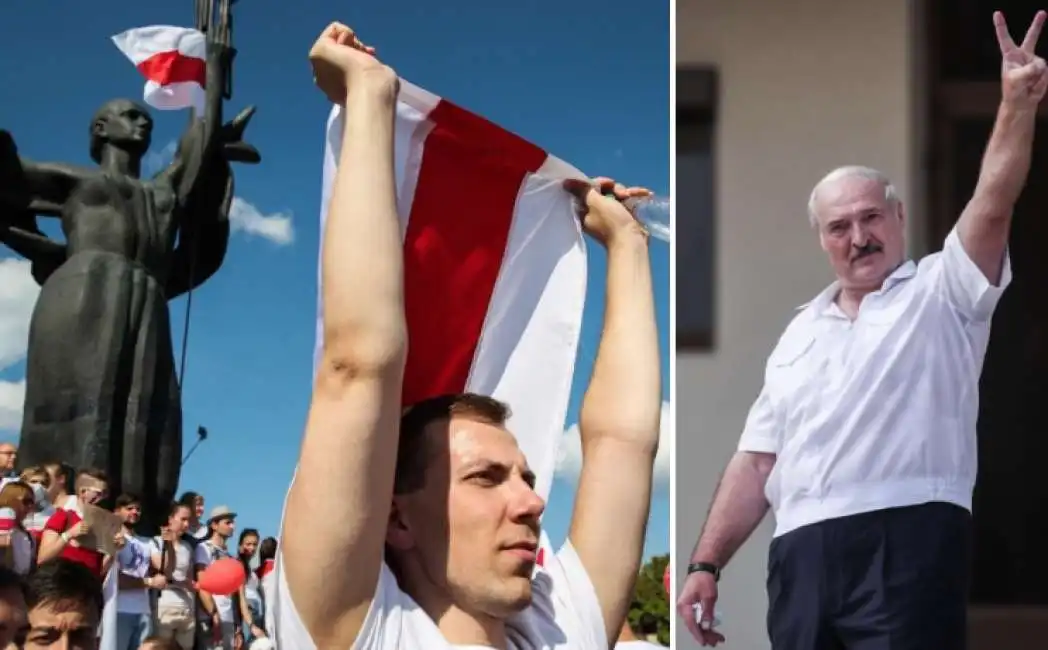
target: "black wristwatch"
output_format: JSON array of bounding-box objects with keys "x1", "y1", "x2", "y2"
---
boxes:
[{"x1": 687, "y1": 562, "x2": 721, "y2": 582}]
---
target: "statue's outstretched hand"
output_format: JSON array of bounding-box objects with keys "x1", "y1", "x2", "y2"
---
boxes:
[{"x1": 220, "y1": 105, "x2": 260, "y2": 164}]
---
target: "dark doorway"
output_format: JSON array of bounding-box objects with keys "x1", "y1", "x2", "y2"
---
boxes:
[{"x1": 928, "y1": 0, "x2": 1048, "y2": 606}]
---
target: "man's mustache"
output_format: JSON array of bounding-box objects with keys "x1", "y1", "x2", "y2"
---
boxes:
[{"x1": 851, "y1": 241, "x2": 883, "y2": 261}]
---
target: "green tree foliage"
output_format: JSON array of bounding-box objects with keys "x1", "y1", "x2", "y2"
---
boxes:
[{"x1": 627, "y1": 553, "x2": 670, "y2": 646}]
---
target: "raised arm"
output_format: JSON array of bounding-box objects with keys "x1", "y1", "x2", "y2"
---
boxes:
[
  {"x1": 279, "y1": 24, "x2": 405, "y2": 648},
  {"x1": 564, "y1": 178, "x2": 661, "y2": 646},
  {"x1": 0, "y1": 129, "x2": 83, "y2": 217},
  {"x1": 955, "y1": 11, "x2": 1047, "y2": 285}
]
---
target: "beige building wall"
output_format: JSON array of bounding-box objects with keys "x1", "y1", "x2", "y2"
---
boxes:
[{"x1": 675, "y1": 1, "x2": 925, "y2": 647}]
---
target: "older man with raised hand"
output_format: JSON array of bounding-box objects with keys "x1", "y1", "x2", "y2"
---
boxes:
[
  {"x1": 272, "y1": 21, "x2": 661, "y2": 650},
  {"x1": 678, "y1": 9, "x2": 1047, "y2": 650}
]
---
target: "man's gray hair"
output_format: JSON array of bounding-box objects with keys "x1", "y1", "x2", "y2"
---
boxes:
[{"x1": 807, "y1": 165, "x2": 900, "y2": 228}]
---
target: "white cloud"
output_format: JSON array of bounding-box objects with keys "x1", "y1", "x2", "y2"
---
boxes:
[
  {"x1": 144, "y1": 140, "x2": 295, "y2": 247},
  {"x1": 229, "y1": 197, "x2": 295, "y2": 246},
  {"x1": 0, "y1": 258, "x2": 39, "y2": 433},
  {"x1": 0, "y1": 380, "x2": 25, "y2": 431},
  {"x1": 556, "y1": 401, "x2": 672, "y2": 487}
]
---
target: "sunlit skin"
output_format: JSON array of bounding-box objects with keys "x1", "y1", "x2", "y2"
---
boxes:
[
  {"x1": 239, "y1": 534, "x2": 259, "y2": 559},
  {"x1": 811, "y1": 174, "x2": 907, "y2": 311},
  {"x1": 0, "y1": 445, "x2": 16, "y2": 472},
  {"x1": 0, "y1": 586, "x2": 27, "y2": 648},
  {"x1": 43, "y1": 468, "x2": 64, "y2": 504},
  {"x1": 77, "y1": 482, "x2": 107, "y2": 508},
  {"x1": 116, "y1": 502, "x2": 141, "y2": 527},
  {"x1": 213, "y1": 517, "x2": 236, "y2": 538},
  {"x1": 194, "y1": 497, "x2": 205, "y2": 521},
  {"x1": 387, "y1": 417, "x2": 546, "y2": 623},
  {"x1": 24, "y1": 602, "x2": 98, "y2": 650},
  {"x1": 168, "y1": 505, "x2": 191, "y2": 537}
]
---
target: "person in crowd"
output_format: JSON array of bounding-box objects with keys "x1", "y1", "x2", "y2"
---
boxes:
[
  {"x1": 37, "y1": 468, "x2": 120, "y2": 578},
  {"x1": 114, "y1": 494, "x2": 165, "y2": 650},
  {"x1": 0, "y1": 445, "x2": 16, "y2": 480},
  {"x1": 235, "y1": 529, "x2": 265, "y2": 645},
  {"x1": 153, "y1": 502, "x2": 206, "y2": 650},
  {"x1": 177, "y1": 493, "x2": 207, "y2": 541},
  {"x1": 18, "y1": 467, "x2": 53, "y2": 539},
  {"x1": 18, "y1": 467, "x2": 49, "y2": 492},
  {"x1": 41, "y1": 463, "x2": 73, "y2": 510},
  {"x1": 677, "y1": 11, "x2": 1048, "y2": 650},
  {"x1": 0, "y1": 482, "x2": 37, "y2": 575},
  {"x1": 23, "y1": 558, "x2": 103, "y2": 650},
  {"x1": 138, "y1": 637, "x2": 182, "y2": 650},
  {"x1": 197, "y1": 506, "x2": 242, "y2": 650},
  {"x1": 274, "y1": 22, "x2": 661, "y2": 650},
  {"x1": 255, "y1": 537, "x2": 275, "y2": 638},
  {"x1": 0, "y1": 565, "x2": 26, "y2": 649}
]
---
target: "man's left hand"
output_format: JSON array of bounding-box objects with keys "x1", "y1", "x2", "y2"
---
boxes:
[{"x1": 995, "y1": 10, "x2": 1048, "y2": 108}]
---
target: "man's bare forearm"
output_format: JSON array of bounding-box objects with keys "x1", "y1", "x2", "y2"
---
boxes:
[
  {"x1": 971, "y1": 102, "x2": 1036, "y2": 216},
  {"x1": 690, "y1": 452, "x2": 774, "y2": 568}
]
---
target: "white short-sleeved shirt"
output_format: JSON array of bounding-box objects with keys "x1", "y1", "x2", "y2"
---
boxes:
[
  {"x1": 152, "y1": 536, "x2": 210, "y2": 610},
  {"x1": 269, "y1": 541, "x2": 607, "y2": 650},
  {"x1": 117, "y1": 534, "x2": 155, "y2": 614},
  {"x1": 199, "y1": 540, "x2": 236, "y2": 623},
  {"x1": 739, "y1": 227, "x2": 1012, "y2": 538}
]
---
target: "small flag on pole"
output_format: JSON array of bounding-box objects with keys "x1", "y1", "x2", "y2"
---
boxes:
[{"x1": 112, "y1": 25, "x2": 207, "y2": 112}]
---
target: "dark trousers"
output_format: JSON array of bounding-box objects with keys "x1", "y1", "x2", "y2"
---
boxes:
[{"x1": 767, "y1": 502, "x2": 971, "y2": 650}]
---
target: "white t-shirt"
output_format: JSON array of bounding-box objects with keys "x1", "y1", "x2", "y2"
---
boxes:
[
  {"x1": 615, "y1": 642, "x2": 664, "y2": 649},
  {"x1": 270, "y1": 541, "x2": 606, "y2": 649},
  {"x1": 199, "y1": 539, "x2": 236, "y2": 623},
  {"x1": 117, "y1": 534, "x2": 155, "y2": 614},
  {"x1": 153, "y1": 537, "x2": 210, "y2": 610},
  {"x1": 261, "y1": 569, "x2": 276, "y2": 633}
]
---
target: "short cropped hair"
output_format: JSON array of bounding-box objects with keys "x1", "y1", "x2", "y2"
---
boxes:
[
  {"x1": 25, "y1": 559, "x2": 103, "y2": 616},
  {"x1": 394, "y1": 393, "x2": 510, "y2": 494},
  {"x1": 114, "y1": 493, "x2": 141, "y2": 509},
  {"x1": 74, "y1": 468, "x2": 108, "y2": 492}
]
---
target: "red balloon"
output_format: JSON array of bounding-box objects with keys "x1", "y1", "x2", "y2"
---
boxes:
[
  {"x1": 663, "y1": 565, "x2": 670, "y2": 595},
  {"x1": 197, "y1": 557, "x2": 246, "y2": 596}
]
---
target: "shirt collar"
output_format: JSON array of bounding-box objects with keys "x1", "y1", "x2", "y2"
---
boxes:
[{"x1": 798, "y1": 259, "x2": 917, "y2": 316}]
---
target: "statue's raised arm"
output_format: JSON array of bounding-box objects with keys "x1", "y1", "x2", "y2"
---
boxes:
[{"x1": 157, "y1": 0, "x2": 260, "y2": 298}]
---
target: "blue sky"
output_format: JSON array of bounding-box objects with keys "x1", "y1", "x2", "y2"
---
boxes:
[{"x1": 0, "y1": 1, "x2": 669, "y2": 558}]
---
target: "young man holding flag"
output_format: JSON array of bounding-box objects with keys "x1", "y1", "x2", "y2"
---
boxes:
[{"x1": 270, "y1": 22, "x2": 662, "y2": 650}]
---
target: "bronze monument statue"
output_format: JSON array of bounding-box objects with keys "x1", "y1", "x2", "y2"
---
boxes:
[{"x1": 0, "y1": 0, "x2": 258, "y2": 531}]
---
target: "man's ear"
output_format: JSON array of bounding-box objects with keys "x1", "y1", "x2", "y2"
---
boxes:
[{"x1": 385, "y1": 499, "x2": 414, "y2": 551}]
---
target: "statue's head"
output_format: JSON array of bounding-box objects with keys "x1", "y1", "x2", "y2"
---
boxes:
[{"x1": 89, "y1": 99, "x2": 153, "y2": 164}]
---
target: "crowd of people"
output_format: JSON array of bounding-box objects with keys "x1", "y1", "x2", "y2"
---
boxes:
[{"x1": 0, "y1": 446, "x2": 276, "y2": 650}]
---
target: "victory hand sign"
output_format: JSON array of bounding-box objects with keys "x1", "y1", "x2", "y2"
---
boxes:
[{"x1": 996, "y1": 10, "x2": 1048, "y2": 108}]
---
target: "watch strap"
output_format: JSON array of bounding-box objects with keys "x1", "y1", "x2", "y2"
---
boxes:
[{"x1": 687, "y1": 561, "x2": 721, "y2": 581}]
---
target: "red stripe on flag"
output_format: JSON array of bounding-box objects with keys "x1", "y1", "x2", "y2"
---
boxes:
[
  {"x1": 401, "y1": 100, "x2": 547, "y2": 406},
  {"x1": 136, "y1": 50, "x2": 206, "y2": 87}
]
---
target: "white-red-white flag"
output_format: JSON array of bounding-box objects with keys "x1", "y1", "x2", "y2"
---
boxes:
[
  {"x1": 111, "y1": 26, "x2": 206, "y2": 112},
  {"x1": 317, "y1": 81, "x2": 588, "y2": 503}
]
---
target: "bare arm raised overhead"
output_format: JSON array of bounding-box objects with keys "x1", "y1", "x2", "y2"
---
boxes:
[
  {"x1": 279, "y1": 23, "x2": 406, "y2": 648},
  {"x1": 563, "y1": 179, "x2": 662, "y2": 646},
  {"x1": 954, "y1": 11, "x2": 1046, "y2": 292}
]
